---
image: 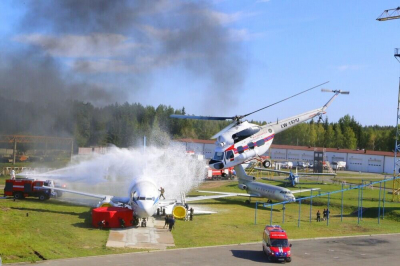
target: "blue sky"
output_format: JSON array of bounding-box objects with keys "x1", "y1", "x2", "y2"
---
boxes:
[{"x1": 1, "y1": 0, "x2": 400, "y2": 126}]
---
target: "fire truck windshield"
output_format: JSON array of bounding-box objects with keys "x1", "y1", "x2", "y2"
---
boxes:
[{"x1": 271, "y1": 239, "x2": 289, "y2": 247}]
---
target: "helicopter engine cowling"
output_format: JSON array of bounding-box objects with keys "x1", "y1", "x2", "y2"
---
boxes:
[
  {"x1": 238, "y1": 184, "x2": 247, "y2": 190},
  {"x1": 97, "y1": 196, "x2": 115, "y2": 207},
  {"x1": 172, "y1": 204, "x2": 187, "y2": 219}
]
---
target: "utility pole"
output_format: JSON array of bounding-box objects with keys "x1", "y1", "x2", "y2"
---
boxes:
[{"x1": 377, "y1": 7, "x2": 400, "y2": 201}]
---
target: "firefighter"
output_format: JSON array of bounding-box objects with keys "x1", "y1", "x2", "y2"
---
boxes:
[
  {"x1": 168, "y1": 216, "x2": 175, "y2": 231},
  {"x1": 98, "y1": 219, "x2": 106, "y2": 229},
  {"x1": 159, "y1": 187, "x2": 165, "y2": 199},
  {"x1": 189, "y1": 207, "x2": 194, "y2": 221},
  {"x1": 10, "y1": 169, "x2": 15, "y2": 180},
  {"x1": 119, "y1": 218, "x2": 125, "y2": 228},
  {"x1": 164, "y1": 215, "x2": 169, "y2": 229}
]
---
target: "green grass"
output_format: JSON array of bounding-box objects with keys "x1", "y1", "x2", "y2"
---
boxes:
[
  {"x1": 1, "y1": 174, "x2": 400, "y2": 263},
  {"x1": 172, "y1": 180, "x2": 400, "y2": 248},
  {"x1": 0, "y1": 198, "x2": 144, "y2": 263}
]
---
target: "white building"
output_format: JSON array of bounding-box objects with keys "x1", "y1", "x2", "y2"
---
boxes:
[{"x1": 172, "y1": 139, "x2": 395, "y2": 174}]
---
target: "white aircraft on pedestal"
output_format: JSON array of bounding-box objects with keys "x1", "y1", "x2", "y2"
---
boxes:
[
  {"x1": 171, "y1": 84, "x2": 349, "y2": 171},
  {"x1": 256, "y1": 167, "x2": 337, "y2": 187},
  {"x1": 197, "y1": 164, "x2": 320, "y2": 204},
  {"x1": 173, "y1": 85, "x2": 348, "y2": 203}
]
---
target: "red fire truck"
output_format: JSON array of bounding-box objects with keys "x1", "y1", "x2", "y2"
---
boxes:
[
  {"x1": 262, "y1": 225, "x2": 292, "y2": 262},
  {"x1": 4, "y1": 178, "x2": 54, "y2": 201},
  {"x1": 205, "y1": 167, "x2": 235, "y2": 180}
]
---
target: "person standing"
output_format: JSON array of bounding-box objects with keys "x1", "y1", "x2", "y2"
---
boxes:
[
  {"x1": 189, "y1": 208, "x2": 194, "y2": 221},
  {"x1": 10, "y1": 169, "x2": 15, "y2": 180},
  {"x1": 159, "y1": 187, "x2": 165, "y2": 199},
  {"x1": 316, "y1": 210, "x2": 321, "y2": 222},
  {"x1": 323, "y1": 209, "x2": 327, "y2": 221},
  {"x1": 164, "y1": 215, "x2": 169, "y2": 229},
  {"x1": 326, "y1": 208, "x2": 330, "y2": 220},
  {"x1": 168, "y1": 216, "x2": 175, "y2": 231},
  {"x1": 119, "y1": 218, "x2": 125, "y2": 228}
]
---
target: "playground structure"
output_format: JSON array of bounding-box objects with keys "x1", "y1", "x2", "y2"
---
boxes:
[{"x1": 254, "y1": 176, "x2": 400, "y2": 226}]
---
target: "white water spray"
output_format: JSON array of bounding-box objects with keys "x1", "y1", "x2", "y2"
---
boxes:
[{"x1": 39, "y1": 143, "x2": 207, "y2": 201}]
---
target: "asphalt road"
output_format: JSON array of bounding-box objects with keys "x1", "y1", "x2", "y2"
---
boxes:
[{"x1": 11, "y1": 233, "x2": 400, "y2": 266}]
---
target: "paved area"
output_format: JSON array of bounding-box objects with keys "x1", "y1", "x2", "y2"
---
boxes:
[
  {"x1": 106, "y1": 217, "x2": 175, "y2": 250},
  {"x1": 11, "y1": 233, "x2": 400, "y2": 266}
]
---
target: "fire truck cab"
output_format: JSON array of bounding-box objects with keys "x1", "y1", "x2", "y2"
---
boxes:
[{"x1": 262, "y1": 225, "x2": 292, "y2": 262}]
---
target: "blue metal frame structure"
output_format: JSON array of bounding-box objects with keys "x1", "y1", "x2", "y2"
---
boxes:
[{"x1": 254, "y1": 177, "x2": 397, "y2": 225}]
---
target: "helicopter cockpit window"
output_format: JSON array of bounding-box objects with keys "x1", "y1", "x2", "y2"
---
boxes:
[
  {"x1": 256, "y1": 139, "x2": 265, "y2": 147},
  {"x1": 214, "y1": 152, "x2": 224, "y2": 161},
  {"x1": 248, "y1": 142, "x2": 255, "y2": 149},
  {"x1": 237, "y1": 146, "x2": 244, "y2": 154},
  {"x1": 232, "y1": 127, "x2": 261, "y2": 144},
  {"x1": 226, "y1": 150, "x2": 234, "y2": 160}
]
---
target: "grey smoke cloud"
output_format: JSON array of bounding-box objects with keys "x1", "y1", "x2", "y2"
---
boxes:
[
  {"x1": 0, "y1": 49, "x2": 126, "y2": 105},
  {"x1": 13, "y1": 0, "x2": 246, "y2": 106}
]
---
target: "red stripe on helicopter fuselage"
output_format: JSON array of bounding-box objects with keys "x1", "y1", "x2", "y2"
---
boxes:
[{"x1": 232, "y1": 134, "x2": 275, "y2": 154}]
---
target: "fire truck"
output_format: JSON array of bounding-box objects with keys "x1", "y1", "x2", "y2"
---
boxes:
[
  {"x1": 262, "y1": 225, "x2": 292, "y2": 262},
  {"x1": 4, "y1": 178, "x2": 55, "y2": 201},
  {"x1": 205, "y1": 166, "x2": 235, "y2": 180}
]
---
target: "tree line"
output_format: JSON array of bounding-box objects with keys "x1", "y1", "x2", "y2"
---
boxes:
[{"x1": 0, "y1": 97, "x2": 396, "y2": 151}]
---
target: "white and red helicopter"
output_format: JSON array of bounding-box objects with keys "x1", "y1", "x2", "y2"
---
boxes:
[{"x1": 171, "y1": 83, "x2": 349, "y2": 170}]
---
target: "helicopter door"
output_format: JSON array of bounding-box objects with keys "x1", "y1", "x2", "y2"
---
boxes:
[{"x1": 225, "y1": 150, "x2": 234, "y2": 162}]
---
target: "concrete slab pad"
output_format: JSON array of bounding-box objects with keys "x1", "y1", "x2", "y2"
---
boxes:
[{"x1": 106, "y1": 217, "x2": 175, "y2": 250}]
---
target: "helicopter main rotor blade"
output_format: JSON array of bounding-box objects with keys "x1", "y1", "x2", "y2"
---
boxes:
[
  {"x1": 239, "y1": 81, "x2": 329, "y2": 119},
  {"x1": 211, "y1": 121, "x2": 238, "y2": 139},
  {"x1": 170, "y1": 114, "x2": 234, "y2": 121}
]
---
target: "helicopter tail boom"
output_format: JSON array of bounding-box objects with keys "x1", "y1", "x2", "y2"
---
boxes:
[{"x1": 271, "y1": 107, "x2": 324, "y2": 134}]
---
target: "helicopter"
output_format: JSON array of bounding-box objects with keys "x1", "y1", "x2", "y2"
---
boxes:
[{"x1": 171, "y1": 83, "x2": 349, "y2": 170}]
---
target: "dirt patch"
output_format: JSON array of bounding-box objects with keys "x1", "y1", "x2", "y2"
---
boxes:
[{"x1": 1, "y1": 207, "x2": 10, "y2": 211}]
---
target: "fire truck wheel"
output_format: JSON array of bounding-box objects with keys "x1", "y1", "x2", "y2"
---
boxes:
[
  {"x1": 263, "y1": 160, "x2": 271, "y2": 168},
  {"x1": 222, "y1": 173, "x2": 227, "y2": 178},
  {"x1": 286, "y1": 257, "x2": 292, "y2": 262},
  {"x1": 38, "y1": 194, "x2": 47, "y2": 201},
  {"x1": 14, "y1": 192, "x2": 23, "y2": 199}
]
